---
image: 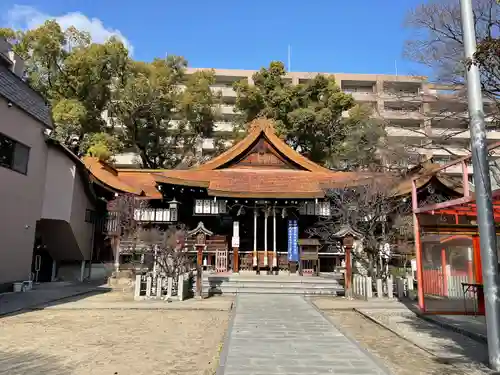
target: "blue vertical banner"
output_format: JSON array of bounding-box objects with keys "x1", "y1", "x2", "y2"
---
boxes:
[{"x1": 288, "y1": 220, "x2": 299, "y2": 262}]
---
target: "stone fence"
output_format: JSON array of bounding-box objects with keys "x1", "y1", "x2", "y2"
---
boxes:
[
  {"x1": 352, "y1": 274, "x2": 415, "y2": 300},
  {"x1": 134, "y1": 271, "x2": 194, "y2": 301}
]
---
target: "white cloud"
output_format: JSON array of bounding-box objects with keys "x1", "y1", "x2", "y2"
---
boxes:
[{"x1": 6, "y1": 5, "x2": 134, "y2": 54}]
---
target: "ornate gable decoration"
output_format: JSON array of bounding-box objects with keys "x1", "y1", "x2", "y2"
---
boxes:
[
  {"x1": 194, "y1": 118, "x2": 331, "y2": 173},
  {"x1": 233, "y1": 138, "x2": 292, "y2": 169}
]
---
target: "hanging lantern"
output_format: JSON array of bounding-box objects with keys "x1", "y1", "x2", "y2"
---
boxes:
[{"x1": 168, "y1": 198, "x2": 180, "y2": 222}]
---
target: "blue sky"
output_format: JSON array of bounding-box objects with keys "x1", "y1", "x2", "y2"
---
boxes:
[{"x1": 0, "y1": 0, "x2": 429, "y2": 76}]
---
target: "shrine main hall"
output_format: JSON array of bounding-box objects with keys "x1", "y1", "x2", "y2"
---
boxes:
[{"x1": 85, "y1": 119, "x2": 376, "y2": 273}]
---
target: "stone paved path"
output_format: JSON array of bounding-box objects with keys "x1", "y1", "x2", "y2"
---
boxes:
[
  {"x1": 221, "y1": 295, "x2": 390, "y2": 375},
  {"x1": 0, "y1": 282, "x2": 104, "y2": 316}
]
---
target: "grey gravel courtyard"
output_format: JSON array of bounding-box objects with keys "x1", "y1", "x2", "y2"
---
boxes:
[{"x1": 0, "y1": 307, "x2": 229, "y2": 375}]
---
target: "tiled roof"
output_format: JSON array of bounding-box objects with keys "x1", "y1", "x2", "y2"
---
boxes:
[
  {"x1": 80, "y1": 119, "x2": 463, "y2": 199},
  {"x1": 391, "y1": 162, "x2": 464, "y2": 196},
  {"x1": 83, "y1": 157, "x2": 152, "y2": 196},
  {"x1": 0, "y1": 64, "x2": 53, "y2": 128},
  {"x1": 153, "y1": 169, "x2": 373, "y2": 198}
]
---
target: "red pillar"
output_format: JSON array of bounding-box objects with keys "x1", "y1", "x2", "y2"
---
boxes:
[
  {"x1": 414, "y1": 215, "x2": 425, "y2": 311},
  {"x1": 472, "y1": 236, "x2": 485, "y2": 314},
  {"x1": 441, "y1": 248, "x2": 448, "y2": 297},
  {"x1": 344, "y1": 240, "x2": 352, "y2": 297}
]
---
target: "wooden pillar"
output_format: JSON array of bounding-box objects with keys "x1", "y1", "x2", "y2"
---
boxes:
[
  {"x1": 196, "y1": 244, "x2": 204, "y2": 268},
  {"x1": 441, "y1": 248, "x2": 448, "y2": 296},
  {"x1": 233, "y1": 247, "x2": 239, "y2": 273},
  {"x1": 196, "y1": 244, "x2": 204, "y2": 298},
  {"x1": 343, "y1": 236, "x2": 353, "y2": 298},
  {"x1": 253, "y1": 208, "x2": 258, "y2": 268},
  {"x1": 273, "y1": 207, "x2": 277, "y2": 270},
  {"x1": 264, "y1": 209, "x2": 269, "y2": 268}
]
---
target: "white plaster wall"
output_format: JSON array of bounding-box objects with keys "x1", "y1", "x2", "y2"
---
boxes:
[
  {"x1": 69, "y1": 167, "x2": 95, "y2": 260},
  {"x1": 41, "y1": 148, "x2": 76, "y2": 221},
  {"x1": 0, "y1": 97, "x2": 48, "y2": 286}
]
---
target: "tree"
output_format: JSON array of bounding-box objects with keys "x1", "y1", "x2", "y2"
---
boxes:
[
  {"x1": 404, "y1": 0, "x2": 499, "y2": 124},
  {"x1": 232, "y1": 61, "x2": 387, "y2": 169},
  {"x1": 471, "y1": 35, "x2": 500, "y2": 104},
  {"x1": 1, "y1": 22, "x2": 221, "y2": 166},
  {"x1": 1, "y1": 22, "x2": 129, "y2": 159},
  {"x1": 307, "y1": 178, "x2": 446, "y2": 279},
  {"x1": 307, "y1": 180, "x2": 412, "y2": 279},
  {"x1": 109, "y1": 57, "x2": 221, "y2": 168},
  {"x1": 106, "y1": 194, "x2": 190, "y2": 281}
]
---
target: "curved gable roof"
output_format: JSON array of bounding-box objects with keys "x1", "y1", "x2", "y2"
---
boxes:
[{"x1": 194, "y1": 118, "x2": 332, "y2": 173}]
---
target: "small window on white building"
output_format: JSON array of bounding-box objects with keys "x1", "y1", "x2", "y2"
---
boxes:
[{"x1": 0, "y1": 132, "x2": 30, "y2": 174}]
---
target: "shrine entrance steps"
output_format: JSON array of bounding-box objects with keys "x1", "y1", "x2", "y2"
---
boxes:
[{"x1": 203, "y1": 273, "x2": 344, "y2": 296}]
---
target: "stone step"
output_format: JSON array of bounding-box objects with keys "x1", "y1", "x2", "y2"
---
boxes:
[
  {"x1": 207, "y1": 287, "x2": 340, "y2": 296},
  {"x1": 202, "y1": 281, "x2": 342, "y2": 289},
  {"x1": 202, "y1": 276, "x2": 343, "y2": 284}
]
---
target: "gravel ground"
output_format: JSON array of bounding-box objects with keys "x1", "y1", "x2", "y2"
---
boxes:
[
  {"x1": 357, "y1": 309, "x2": 491, "y2": 375},
  {"x1": 0, "y1": 309, "x2": 229, "y2": 375},
  {"x1": 324, "y1": 310, "x2": 490, "y2": 375}
]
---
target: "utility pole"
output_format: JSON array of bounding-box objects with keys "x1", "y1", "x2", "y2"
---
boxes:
[{"x1": 460, "y1": 0, "x2": 500, "y2": 370}]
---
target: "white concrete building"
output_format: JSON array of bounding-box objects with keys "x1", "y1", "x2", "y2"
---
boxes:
[
  {"x1": 113, "y1": 67, "x2": 499, "y2": 176},
  {"x1": 0, "y1": 38, "x2": 112, "y2": 290}
]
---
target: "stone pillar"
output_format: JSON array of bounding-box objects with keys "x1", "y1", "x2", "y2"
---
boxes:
[
  {"x1": 79, "y1": 260, "x2": 86, "y2": 282},
  {"x1": 134, "y1": 275, "x2": 141, "y2": 300},
  {"x1": 253, "y1": 208, "x2": 258, "y2": 268},
  {"x1": 264, "y1": 209, "x2": 269, "y2": 268},
  {"x1": 366, "y1": 276, "x2": 373, "y2": 298},
  {"x1": 387, "y1": 275, "x2": 394, "y2": 299},
  {"x1": 376, "y1": 278, "x2": 383, "y2": 298},
  {"x1": 407, "y1": 275, "x2": 414, "y2": 291},
  {"x1": 51, "y1": 260, "x2": 57, "y2": 282},
  {"x1": 113, "y1": 237, "x2": 120, "y2": 273},
  {"x1": 273, "y1": 208, "x2": 277, "y2": 270},
  {"x1": 146, "y1": 276, "x2": 152, "y2": 298},
  {"x1": 178, "y1": 274, "x2": 185, "y2": 301},
  {"x1": 156, "y1": 277, "x2": 163, "y2": 298}
]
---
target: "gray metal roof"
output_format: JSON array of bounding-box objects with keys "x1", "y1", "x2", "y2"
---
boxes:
[{"x1": 0, "y1": 64, "x2": 53, "y2": 128}]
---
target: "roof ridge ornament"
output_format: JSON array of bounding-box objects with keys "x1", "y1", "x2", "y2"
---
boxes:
[
  {"x1": 332, "y1": 224, "x2": 363, "y2": 239},
  {"x1": 187, "y1": 221, "x2": 214, "y2": 237},
  {"x1": 248, "y1": 118, "x2": 275, "y2": 133}
]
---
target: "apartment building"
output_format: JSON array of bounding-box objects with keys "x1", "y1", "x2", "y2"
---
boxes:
[{"x1": 113, "y1": 67, "x2": 499, "y2": 174}]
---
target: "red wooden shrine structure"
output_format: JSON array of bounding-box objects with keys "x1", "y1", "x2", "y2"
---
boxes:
[{"x1": 412, "y1": 142, "x2": 500, "y2": 315}]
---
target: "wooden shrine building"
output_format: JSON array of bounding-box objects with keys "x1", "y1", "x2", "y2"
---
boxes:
[{"x1": 85, "y1": 118, "x2": 464, "y2": 274}]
